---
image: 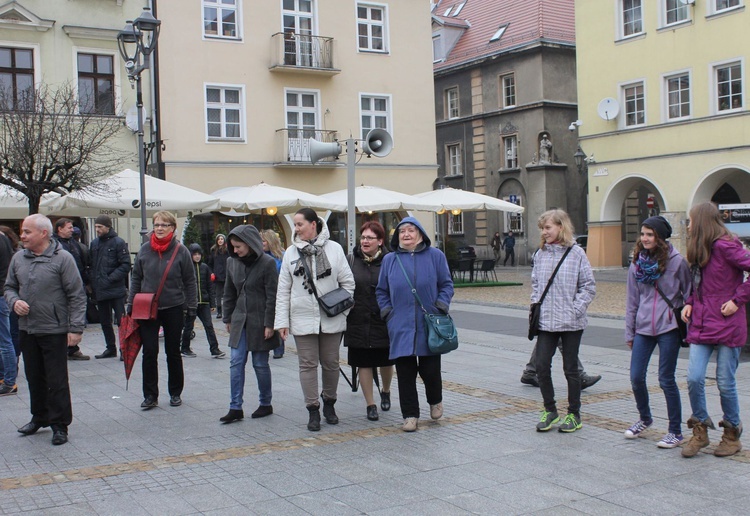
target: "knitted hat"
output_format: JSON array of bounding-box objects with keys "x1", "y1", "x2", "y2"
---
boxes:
[
  {"x1": 642, "y1": 215, "x2": 672, "y2": 241},
  {"x1": 95, "y1": 214, "x2": 112, "y2": 228}
]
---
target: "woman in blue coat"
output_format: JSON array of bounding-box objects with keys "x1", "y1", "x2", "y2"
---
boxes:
[{"x1": 376, "y1": 217, "x2": 454, "y2": 432}]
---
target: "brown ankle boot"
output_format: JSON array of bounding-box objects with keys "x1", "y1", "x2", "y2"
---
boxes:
[
  {"x1": 682, "y1": 416, "x2": 712, "y2": 458},
  {"x1": 714, "y1": 420, "x2": 743, "y2": 457}
]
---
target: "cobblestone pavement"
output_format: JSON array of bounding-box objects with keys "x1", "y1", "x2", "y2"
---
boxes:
[{"x1": 2, "y1": 288, "x2": 750, "y2": 515}]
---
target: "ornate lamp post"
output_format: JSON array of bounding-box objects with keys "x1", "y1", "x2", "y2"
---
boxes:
[
  {"x1": 117, "y1": 7, "x2": 161, "y2": 242},
  {"x1": 573, "y1": 144, "x2": 587, "y2": 175}
]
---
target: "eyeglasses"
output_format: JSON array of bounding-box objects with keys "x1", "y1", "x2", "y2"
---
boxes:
[
  {"x1": 153, "y1": 223, "x2": 172, "y2": 229},
  {"x1": 360, "y1": 236, "x2": 379, "y2": 241}
]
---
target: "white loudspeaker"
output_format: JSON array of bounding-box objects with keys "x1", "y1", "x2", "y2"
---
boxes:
[
  {"x1": 362, "y1": 129, "x2": 393, "y2": 158},
  {"x1": 309, "y1": 138, "x2": 342, "y2": 164}
]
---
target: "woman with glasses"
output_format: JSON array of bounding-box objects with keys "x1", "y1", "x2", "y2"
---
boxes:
[
  {"x1": 376, "y1": 217, "x2": 454, "y2": 432},
  {"x1": 681, "y1": 202, "x2": 750, "y2": 458},
  {"x1": 344, "y1": 221, "x2": 394, "y2": 421},
  {"x1": 127, "y1": 211, "x2": 197, "y2": 410}
]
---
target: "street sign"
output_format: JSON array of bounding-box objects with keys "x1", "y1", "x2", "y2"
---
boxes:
[
  {"x1": 509, "y1": 194, "x2": 518, "y2": 204},
  {"x1": 646, "y1": 196, "x2": 655, "y2": 209}
]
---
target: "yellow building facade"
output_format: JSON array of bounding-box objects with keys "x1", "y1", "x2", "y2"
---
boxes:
[{"x1": 575, "y1": 0, "x2": 750, "y2": 266}]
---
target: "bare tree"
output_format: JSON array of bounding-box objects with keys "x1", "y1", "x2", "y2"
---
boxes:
[{"x1": 0, "y1": 82, "x2": 128, "y2": 214}]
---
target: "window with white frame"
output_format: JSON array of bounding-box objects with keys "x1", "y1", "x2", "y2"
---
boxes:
[
  {"x1": 664, "y1": 0, "x2": 689, "y2": 25},
  {"x1": 621, "y1": 0, "x2": 643, "y2": 37},
  {"x1": 445, "y1": 87, "x2": 459, "y2": 119},
  {"x1": 448, "y1": 212, "x2": 464, "y2": 235},
  {"x1": 0, "y1": 46, "x2": 34, "y2": 111},
  {"x1": 205, "y1": 85, "x2": 243, "y2": 140},
  {"x1": 623, "y1": 82, "x2": 645, "y2": 126},
  {"x1": 501, "y1": 73, "x2": 516, "y2": 108},
  {"x1": 666, "y1": 73, "x2": 690, "y2": 119},
  {"x1": 357, "y1": 3, "x2": 388, "y2": 52},
  {"x1": 77, "y1": 53, "x2": 115, "y2": 115},
  {"x1": 715, "y1": 61, "x2": 743, "y2": 111},
  {"x1": 715, "y1": 0, "x2": 741, "y2": 13},
  {"x1": 446, "y1": 144, "x2": 461, "y2": 176},
  {"x1": 503, "y1": 135, "x2": 518, "y2": 169},
  {"x1": 360, "y1": 94, "x2": 390, "y2": 140},
  {"x1": 203, "y1": 0, "x2": 240, "y2": 39},
  {"x1": 432, "y1": 35, "x2": 442, "y2": 62},
  {"x1": 503, "y1": 196, "x2": 523, "y2": 234}
]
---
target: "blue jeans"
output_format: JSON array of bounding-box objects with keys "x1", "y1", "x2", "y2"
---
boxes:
[
  {"x1": 0, "y1": 297, "x2": 17, "y2": 387},
  {"x1": 687, "y1": 343, "x2": 741, "y2": 427},
  {"x1": 630, "y1": 330, "x2": 682, "y2": 434},
  {"x1": 230, "y1": 329, "x2": 272, "y2": 410}
]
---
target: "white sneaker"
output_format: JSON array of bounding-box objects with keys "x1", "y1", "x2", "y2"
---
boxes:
[
  {"x1": 430, "y1": 402, "x2": 443, "y2": 420},
  {"x1": 402, "y1": 417, "x2": 418, "y2": 432}
]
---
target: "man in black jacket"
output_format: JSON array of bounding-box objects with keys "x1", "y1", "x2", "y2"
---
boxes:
[
  {"x1": 54, "y1": 218, "x2": 90, "y2": 360},
  {"x1": 89, "y1": 215, "x2": 131, "y2": 359}
]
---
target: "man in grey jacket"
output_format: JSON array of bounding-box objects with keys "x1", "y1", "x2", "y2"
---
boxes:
[{"x1": 4, "y1": 214, "x2": 86, "y2": 445}]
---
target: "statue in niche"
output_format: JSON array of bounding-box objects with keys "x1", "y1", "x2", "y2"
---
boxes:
[{"x1": 538, "y1": 134, "x2": 552, "y2": 164}]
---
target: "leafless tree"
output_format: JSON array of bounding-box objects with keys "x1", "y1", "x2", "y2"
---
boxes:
[{"x1": 0, "y1": 82, "x2": 128, "y2": 214}]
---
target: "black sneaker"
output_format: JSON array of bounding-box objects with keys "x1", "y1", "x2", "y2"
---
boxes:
[
  {"x1": 216, "y1": 313, "x2": 222, "y2": 319},
  {"x1": 169, "y1": 395, "x2": 182, "y2": 407},
  {"x1": 141, "y1": 396, "x2": 158, "y2": 410},
  {"x1": 536, "y1": 410, "x2": 559, "y2": 432},
  {"x1": 181, "y1": 348, "x2": 197, "y2": 358},
  {"x1": 581, "y1": 374, "x2": 602, "y2": 390},
  {"x1": 520, "y1": 373, "x2": 539, "y2": 387},
  {"x1": 0, "y1": 383, "x2": 17, "y2": 396},
  {"x1": 559, "y1": 413, "x2": 582, "y2": 433},
  {"x1": 211, "y1": 349, "x2": 226, "y2": 358},
  {"x1": 95, "y1": 348, "x2": 117, "y2": 359}
]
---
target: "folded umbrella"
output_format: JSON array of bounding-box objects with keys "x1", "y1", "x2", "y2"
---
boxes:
[{"x1": 118, "y1": 314, "x2": 142, "y2": 391}]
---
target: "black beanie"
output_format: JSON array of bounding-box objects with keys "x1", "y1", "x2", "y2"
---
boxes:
[
  {"x1": 95, "y1": 214, "x2": 112, "y2": 228},
  {"x1": 642, "y1": 215, "x2": 671, "y2": 241}
]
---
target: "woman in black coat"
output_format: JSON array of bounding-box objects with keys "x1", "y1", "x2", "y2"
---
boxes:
[{"x1": 344, "y1": 221, "x2": 394, "y2": 421}]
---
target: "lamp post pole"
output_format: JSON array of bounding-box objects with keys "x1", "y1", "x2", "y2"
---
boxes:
[{"x1": 134, "y1": 58, "x2": 148, "y2": 242}]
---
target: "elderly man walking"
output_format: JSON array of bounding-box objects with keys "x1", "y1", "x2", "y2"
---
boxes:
[{"x1": 5, "y1": 214, "x2": 86, "y2": 445}]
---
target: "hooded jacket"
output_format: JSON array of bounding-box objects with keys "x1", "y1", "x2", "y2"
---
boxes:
[
  {"x1": 188, "y1": 243, "x2": 214, "y2": 306},
  {"x1": 685, "y1": 237, "x2": 750, "y2": 348},
  {"x1": 223, "y1": 225, "x2": 280, "y2": 350},
  {"x1": 625, "y1": 245, "x2": 691, "y2": 342},
  {"x1": 89, "y1": 228, "x2": 131, "y2": 301},
  {"x1": 274, "y1": 218, "x2": 355, "y2": 336},
  {"x1": 5, "y1": 239, "x2": 87, "y2": 334},
  {"x1": 376, "y1": 217, "x2": 454, "y2": 359}
]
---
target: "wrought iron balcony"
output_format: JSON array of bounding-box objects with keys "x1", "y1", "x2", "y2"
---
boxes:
[
  {"x1": 275, "y1": 128, "x2": 340, "y2": 166},
  {"x1": 269, "y1": 32, "x2": 340, "y2": 75}
]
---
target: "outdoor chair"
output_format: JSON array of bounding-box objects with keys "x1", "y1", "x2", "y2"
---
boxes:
[
  {"x1": 478, "y1": 259, "x2": 498, "y2": 282},
  {"x1": 456, "y1": 259, "x2": 475, "y2": 282}
]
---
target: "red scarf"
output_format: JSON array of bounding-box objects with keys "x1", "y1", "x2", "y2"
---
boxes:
[{"x1": 150, "y1": 232, "x2": 173, "y2": 255}]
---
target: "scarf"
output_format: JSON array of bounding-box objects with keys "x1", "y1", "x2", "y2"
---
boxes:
[
  {"x1": 633, "y1": 250, "x2": 661, "y2": 284},
  {"x1": 293, "y1": 239, "x2": 332, "y2": 295},
  {"x1": 361, "y1": 248, "x2": 382, "y2": 263},
  {"x1": 150, "y1": 233, "x2": 173, "y2": 255}
]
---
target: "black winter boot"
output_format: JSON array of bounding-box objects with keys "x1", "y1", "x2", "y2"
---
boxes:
[
  {"x1": 307, "y1": 405, "x2": 321, "y2": 431},
  {"x1": 322, "y1": 396, "x2": 339, "y2": 425}
]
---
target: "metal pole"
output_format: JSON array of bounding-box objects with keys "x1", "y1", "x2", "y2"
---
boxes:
[
  {"x1": 135, "y1": 67, "x2": 148, "y2": 243},
  {"x1": 346, "y1": 139, "x2": 356, "y2": 253}
]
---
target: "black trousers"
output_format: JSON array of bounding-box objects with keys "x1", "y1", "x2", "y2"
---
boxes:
[
  {"x1": 97, "y1": 297, "x2": 126, "y2": 350},
  {"x1": 395, "y1": 355, "x2": 442, "y2": 418},
  {"x1": 181, "y1": 304, "x2": 219, "y2": 351},
  {"x1": 21, "y1": 332, "x2": 72, "y2": 430},
  {"x1": 535, "y1": 330, "x2": 583, "y2": 417},
  {"x1": 503, "y1": 248, "x2": 515, "y2": 265},
  {"x1": 140, "y1": 305, "x2": 184, "y2": 399},
  {"x1": 214, "y1": 281, "x2": 225, "y2": 314}
]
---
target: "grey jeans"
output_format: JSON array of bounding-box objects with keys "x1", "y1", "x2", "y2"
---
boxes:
[
  {"x1": 294, "y1": 332, "x2": 342, "y2": 406},
  {"x1": 525, "y1": 341, "x2": 585, "y2": 375}
]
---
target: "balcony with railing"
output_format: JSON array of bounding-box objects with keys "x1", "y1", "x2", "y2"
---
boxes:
[
  {"x1": 275, "y1": 128, "x2": 341, "y2": 166},
  {"x1": 269, "y1": 32, "x2": 340, "y2": 75}
]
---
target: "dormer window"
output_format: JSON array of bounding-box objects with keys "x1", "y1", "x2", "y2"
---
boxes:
[{"x1": 490, "y1": 25, "x2": 508, "y2": 42}]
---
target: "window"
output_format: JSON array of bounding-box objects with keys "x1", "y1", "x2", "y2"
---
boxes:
[
  {"x1": 203, "y1": 0, "x2": 239, "y2": 39},
  {"x1": 503, "y1": 135, "x2": 518, "y2": 169},
  {"x1": 664, "y1": 0, "x2": 689, "y2": 25},
  {"x1": 716, "y1": 62, "x2": 742, "y2": 111},
  {"x1": 77, "y1": 53, "x2": 114, "y2": 115},
  {"x1": 357, "y1": 4, "x2": 388, "y2": 52},
  {"x1": 504, "y1": 196, "x2": 523, "y2": 234},
  {"x1": 360, "y1": 94, "x2": 390, "y2": 140},
  {"x1": 448, "y1": 212, "x2": 463, "y2": 235},
  {"x1": 445, "y1": 87, "x2": 459, "y2": 119},
  {"x1": 715, "y1": 0, "x2": 741, "y2": 12},
  {"x1": 490, "y1": 25, "x2": 508, "y2": 42},
  {"x1": 285, "y1": 89, "x2": 318, "y2": 161},
  {"x1": 432, "y1": 35, "x2": 442, "y2": 62},
  {"x1": 623, "y1": 82, "x2": 645, "y2": 126},
  {"x1": 622, "y1": 0, "x2": 643, "y2": 37},
  {"x1": 0, "y1": 46, "x2": 34, "y2": 110},
  {"x1": 501, "y1": 73, "x2": 516, "y2": 108},
  {"x1": 446, "y1": 144, "x2": 461, "y2": 176},
  {"x1": 205, "y1": 85, "x2": 243, "y2": 140},
  {"x1": 283, "y1": 0, "x2": 314, "y2": 66},
  {"x1": 666, "y1": 73, "x2": 690, "y2": 119}
]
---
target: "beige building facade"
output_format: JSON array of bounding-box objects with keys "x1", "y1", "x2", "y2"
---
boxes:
[
  {"x1": 155, "y1": 0, "x2": 438, "y2": 247},
  {"x1": 575, "y1": 0, "x2": 750, "y2": 266}
]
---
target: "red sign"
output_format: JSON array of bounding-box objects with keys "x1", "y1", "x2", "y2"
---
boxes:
[{"x1": 646, "y1": 196, "x2": 655, "y2": 209}]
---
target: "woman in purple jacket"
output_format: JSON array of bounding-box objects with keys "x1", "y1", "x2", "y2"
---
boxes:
[
  {"x1": 624, "y1": 216, "x2": 690, "y2": 448},
  {"x1": 681, "y1": 203, "x2": 750, "y2": 458}
]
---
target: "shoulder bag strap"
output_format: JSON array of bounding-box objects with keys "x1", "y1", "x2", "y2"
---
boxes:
[
  {"x1": 654, "y1": 281, "x2": 676, "y2": 310},
  {"x1": 154, "y1": 245, "x2": 180, "y2": 304},
  {"x1": 395, "y1": 252, "x2": 428, "y2": 314},
  {"x1": 297, "y1": 248, "x2": 322, "y2": 301},
  {"x1": 538, "y1": 246, "x2": 573, "y2": 305}
]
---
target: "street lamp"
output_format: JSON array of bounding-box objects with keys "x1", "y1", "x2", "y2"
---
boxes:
[
  {"x1": 573, "y1": 144, "x2": 587, "y2": 175},
  {"x1": 117, "y1": 7, "x2": 161, "y2": 242}
]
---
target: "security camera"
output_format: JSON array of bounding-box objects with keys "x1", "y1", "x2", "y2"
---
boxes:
[{"x1": 568, "y1": 123, "x2": 576, "y2": 132}]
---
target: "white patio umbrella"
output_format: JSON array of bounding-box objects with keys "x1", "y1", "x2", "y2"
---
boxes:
[
  {"x1": 0, "y1": 185, "x2": 59, "y2": 218},
  {"x1": 39, "y1": 169, "x2": 222, "y2": 217},
  {"x1": 212, "y1": 182, "x2": 345, "y2": 213},
  {"x1": 413, "y1": 187, "x2": 524, "y2": 214},
  {"x1": 319, "y1": 185, "x2": 442, "y2": 212}
]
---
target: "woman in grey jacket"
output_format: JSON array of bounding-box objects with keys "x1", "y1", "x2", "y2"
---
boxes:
[
  {"x1": 220, "y1": 225, "x2": 280, "y2": 423},
  {"x1": 532, "y1": 209, "x2": 596, "y2": 434},
  {"x1": 624, "y1": 216, "x2": 690, "y2": 448}
]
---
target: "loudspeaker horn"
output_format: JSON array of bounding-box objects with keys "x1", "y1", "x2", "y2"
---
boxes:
[
  {"x1": 362, "y1": 128, "x2": 393, "y2": 158},
  {"x1": 309, "y1": 138, "x2": 342, "y2": 164}
]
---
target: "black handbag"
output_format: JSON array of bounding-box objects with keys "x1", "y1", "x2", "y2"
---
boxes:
[
  {"x1": 528, "y1": 247, "x2": 572, "y2": 340},
  {"x1": 654, "y1": 282, "x2": 689, "y2": 348},
  {"x1": 298, "y1": 249, "x2": 354, "y2": 317}
]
